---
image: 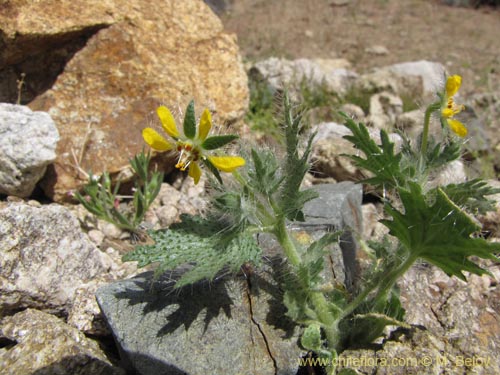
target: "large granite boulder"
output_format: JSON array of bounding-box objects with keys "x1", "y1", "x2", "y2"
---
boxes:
[
  {"x1": 0, "y1": 0, "x2": 249, "y2": 201},
  {"x1": 0, "y1": 103, "x2": 59, "y2": 197},
  {"x1": 96, "y1": 182, "x2": 363, "y2": 375},
  {"x1": 0, "y1": 201, "x2": 136, "y2": 334}
]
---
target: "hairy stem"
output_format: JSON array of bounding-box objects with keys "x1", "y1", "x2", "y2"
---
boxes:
[
  {"x1": 341, "y1": 253, "x2": 417, "y2": 320},
  {"x1": 274, "y1": 219, "x2": 301, "y2": 267},
  {"x1": 274, "y1": 218, "x2": 341, "y2": 351},
  {"x1": 420, "y1": 101, "x2": 441, "y2": 160}
]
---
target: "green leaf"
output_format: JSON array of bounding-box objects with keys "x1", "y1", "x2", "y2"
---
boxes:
[
  {"x1": 426, "y1": 139, "x2": 461, "y2": 169},
  {"x1": 382, "y1": 182, "x2": 500, "y2": 280},
  {"x1": 123, "y1": 214, "x2": 262, "y2": 287},
  {"x1": 441, "y1": 179, "x2": 500, "y2": 215},
  {"x1": 341, "y1": 113, "x2": 410, "y2": 189},
  {"x1": 301, "y1": 323, "x2": 322, "y2": 352},
  {"x1": 183, "y1": 100, "x2": 196, "y2": 139},
  {"x1": 201, "y1": 135, "x2": 239, "y2": 150},
  {"x1": 302, "y1": 232, "x2": 340, "y2": 285},
  {"x1": 248, "y1": 148, "x2": 283, "y2": 196},
  {"x1": 278, "y1": 92, "x2": 317, "y2": 221}
]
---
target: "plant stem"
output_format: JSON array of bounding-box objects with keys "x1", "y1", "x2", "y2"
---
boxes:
[
  {"x1": 274, "y1": 218, "x2": 301, "y2": 267},
  {"x1": 274, "y1": 218, "x2": 341, "y2": 350},
  {"x1": 420, "y1": 101, "x2": 441, "y2": 160},
  {"x1": 310, "y1": 291, "x2": 340, "y2": 349},
  {"x1": 341, "y1": 253, "x2": 417, "y2": 320}
]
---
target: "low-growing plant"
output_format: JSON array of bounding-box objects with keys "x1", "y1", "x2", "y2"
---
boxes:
[
  {"x1": 81, "y1": 75, "x2": 500, "y2": 374},
  {"x1": 74, "y1": 151, "x2": 163, "y2": 235}
]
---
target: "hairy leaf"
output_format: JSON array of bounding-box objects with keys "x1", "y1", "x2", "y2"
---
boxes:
[
  {"x1": 278, "y1": 93, "x2": 318, "y2": 221},
  {"x1": 123, "y1": 214, "x2": 262, "y2": 287},
  {"x1": 202, "y1": 135, "x2": 239, "y2": 150},
  {"x1": 183, "y1": 100, "x2": 196, "y2": 139},
  {"x1": 341, "y1": 114, "x2": 410, "y2": 189},
  {"x1": 441, "y1": 179, "x2": 500, "y2": 215},
  {"x1": 382, "y1": 182, "x2": 500, "y2": 280}
]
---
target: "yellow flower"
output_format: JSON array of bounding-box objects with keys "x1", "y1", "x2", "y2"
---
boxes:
[
  {"x1": 441, "y1": 75, "x2": 467, "y2": 137},
  {"x1": 142, "y1": 101, "x2": 245, "y2": 184}
]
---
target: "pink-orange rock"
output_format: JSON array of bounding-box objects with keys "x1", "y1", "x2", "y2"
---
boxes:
[{"x1": 1, "y1": 0, "x2": 249, "y2": 201}]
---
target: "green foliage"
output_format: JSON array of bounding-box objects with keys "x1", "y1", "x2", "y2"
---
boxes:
[
  {"x1": 278, "y1": 92, "x2": 318, "y2": 221},
  {"x1": 202, "y1": 135, "x2": 239, "y2": 150},
  {"x1": 423, "y1": 137, "x2": 462, "y2": 169},
  {"x1": 74, "y1": 151, "x2": 163, "y2": 234},
  {"x1": 301, "y1": 324, "x2": 333, "y2": 359},
  {"x1": 202, "y1": 157, "x2": 223, "y2": 184},
  {"x1": 105, "y1": 84, "x2": 500, "y2": 375},
  {"x1": 283, "y1": 232, "x2": 343, "y2": 324},
  {"x1": 441, "y1": 178, "x2": 500, "y2": 215},
  {"x1": 341, "y1": 113, "x2": 412, "y2": 189},
  {"x1": 383, "y1": 183, "x2": 500, "y2": 280},
  {"x1": 183, "y1": 100, "x2": 196, "y2": 139},
  {"x1": 124, "y1": 214, "x2": 262, "y2": 287}
]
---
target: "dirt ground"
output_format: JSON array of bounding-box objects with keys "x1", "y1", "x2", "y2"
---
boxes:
[{"x1": 219, "y1": 0, "x2": 499, "y2": 96}]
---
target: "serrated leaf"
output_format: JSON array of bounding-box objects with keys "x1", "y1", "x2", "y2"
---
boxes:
[
  {"x1": 123, "y1": 214, "x2": 262, "y2": 287},
  {"x1": 303, "y1": 232, "x2": 340, "y2": 283},
  {"x1": 341, "y1": 114, "x2": 410, "y2": 189},
  {"x1": 183, "y1": 100, "x2": 196, "y2": 139},
  {"x1": 441, "y1": 179, "x2": 500, "y2": 215},
  {"x1": 277, "y1": 93, "x2": 317, "y2": 221},
  {"x1": 426, "y1": 139, "x2": 461, "y2": 168},
  {"x1": 201, "y1": 135, "x2": 239, "y2": 150},
  {"x1": 382, "y1": 182, "x2": 500, "y2": 280}
]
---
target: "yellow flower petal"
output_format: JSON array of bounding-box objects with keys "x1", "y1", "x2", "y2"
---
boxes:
[
  {"x1": 157, "y1": 106, "x2": 180, "y2": 139},
  {"x1": 142, "y1": 128, "x2": 174, "y2": 151},
  {"x1": 442, "y1": 108, "x2": 454, "y2": 118},
  {"x1": 447, "y1": 119, "x2": 467, "y2": 137},
  {"x1": 446, "y1": 75, "x2": 462, "y2": 98},
  {"x1": 208, "y1": 156, "x2": 246, "y2": 172},
  {"x1": 198, "y1": 108, "x2": 212, "y2": 141},
  {"x1": 188, "y1": 161, "x2": 202, "y2": 184}
]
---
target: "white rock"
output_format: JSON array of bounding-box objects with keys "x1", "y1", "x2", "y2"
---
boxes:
[
  {"x1": 365, "y1": 45, "x2": 389, "y2": 55},
  {"x1": 0, "y1": 202, "x2": 112, "y2": 316},
  {"x1": 251, "y1": 57, "x2": 357, "y2": 96},
  {"x1": 0, "y1": 103, "x2": 59, "y2": 197},
  {"x1": 368, "y1": 91, "x2": 403, "y2": 130},
  {"x1": 155, "y1": 205, "x2": 179, "y2": 227},
  {"x1": 87, "y1": 229, "x2": 105, "y2": 246},
  {"x1": 382, "y1": 60, "x2": 446, "y2": 97},
  {"x1": 158, "y1": 183, "x2": 182, "y2": 206},
  {"x1": 98, "y1": 221, "x2": 123, "y2": 240},
  {"x1": 361, "y1": 203, "x2": 388, "y2": 241},
  {"x1": 428, "y1": 160, "x2": 467, "y2": 188},
  {"x1": 357, "y1": 60, "x2": 446, "y2": 99},
  {"x1": 340, "y1": 103, "x2": 366, "y2": 120}
]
